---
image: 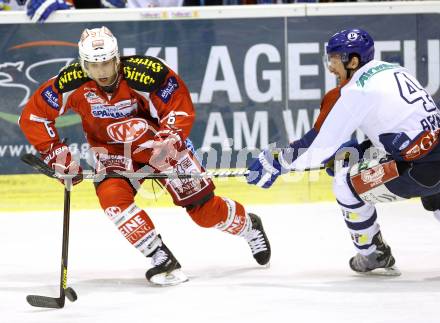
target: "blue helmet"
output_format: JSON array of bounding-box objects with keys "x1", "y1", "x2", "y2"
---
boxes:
[{"x1": 326, "y1": 28, "x2": 375, "y2": 65}]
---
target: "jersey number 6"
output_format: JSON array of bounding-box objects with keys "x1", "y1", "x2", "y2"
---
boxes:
[{"x1": 44, "y1": 122, "x2": 57, "y2": 138}]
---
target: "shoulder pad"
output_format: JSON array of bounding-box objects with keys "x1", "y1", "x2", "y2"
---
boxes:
[
  {"x1": 55, "y1": 61, "x2": 90, "y2": 93},
  {"x1": 122, "y1": 56, "x2": 169, "y2": 92}
]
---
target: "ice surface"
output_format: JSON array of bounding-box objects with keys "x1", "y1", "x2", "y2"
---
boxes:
[{"x1": 1, "y1": 200, "x2": 440, "y2": 323}]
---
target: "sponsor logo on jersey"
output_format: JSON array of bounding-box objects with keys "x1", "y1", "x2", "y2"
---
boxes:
[
  {"x1": 356, "y1": 63, "x2": 399, "y2": 88},
  {"x1": 57, "y1": 63, "x2": 88, "y2": 91},
  {"x1": 96, "y1": 154, "x2": 133, "y2": 173},
  {"x1": 402, "y1": 129, "x2": 440, "y2": 161},
  {"x1": 107, "y1": 118, "x2": 149, "y2": 143},
  {"x1": 360, "y1": 165, "x2": 385, "y2": 184},
  {"x1": 351, "y1": 160, "x2": 399, "y2": 195},
  {"x1": 126, "y1": 57, "x2": 164, "y2": 73},
  {"x1": 123, "y1": 65, "x2": 156, "y2": 86},
  {"x1": 157, "y1": 76, "x2": 179, "y2": 103},
  {"x1": 91, "y1": 100, "x2": 137, "y2": 119},
  {"x1": 84, "y1": 91, "x2": 105, "y2": 104},
  {"x1": 41, "y1": 85, "x2": 60, "y2": 110}
]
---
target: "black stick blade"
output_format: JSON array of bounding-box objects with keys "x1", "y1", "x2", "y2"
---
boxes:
[
  {"x1": 26, "y1": 295, "x2": 64, "y2": 308},
  {"x1": 20, "y1": 154, "x2": 55, "y2": 178}
]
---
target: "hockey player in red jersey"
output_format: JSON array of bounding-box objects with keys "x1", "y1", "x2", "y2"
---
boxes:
[{"x1": 19, "y1": 26, "x2": 271, "y2": 285}]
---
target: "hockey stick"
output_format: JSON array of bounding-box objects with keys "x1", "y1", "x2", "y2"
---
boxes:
[
  {"x1": 23, "y1": 159, "x2": 78, "y2": 308},
  {"x1": 21, "y1": 153, "x2": 328, "y2": 182},
  {"x1": 20, "y1": 153, "x2": 251, "y2": 180}
]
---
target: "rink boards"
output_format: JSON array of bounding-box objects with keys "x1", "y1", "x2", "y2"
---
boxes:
[
  {"x1": 0, "y1": 171, "x2": 333, "y2": 212},
  {"x1": 1, "y1": 3, "x2": 440, "y2": 175}
]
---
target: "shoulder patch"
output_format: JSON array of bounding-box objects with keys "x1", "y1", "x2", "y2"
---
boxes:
[
  {"x1": 55, "y1": 61, "x2": 90, "y2": 93},
  {"x1": 122, "y1": 56, "x2": 169, "y2": 92},
  {"x1": 156, "y1": 76, "x2": 179, "y2": 103},
  {"x1": 41, "y1": 85, "x2": 60, "y2": 110}
]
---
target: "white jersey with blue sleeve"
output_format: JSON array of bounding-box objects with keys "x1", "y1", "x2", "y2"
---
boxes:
[{"x1": 282, "y1": 60, "x2": 440, "y2": 171}]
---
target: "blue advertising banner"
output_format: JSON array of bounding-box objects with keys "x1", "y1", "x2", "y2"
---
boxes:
[{"x1": 0, "y1": 14, "x2": 439, "y2": 173}]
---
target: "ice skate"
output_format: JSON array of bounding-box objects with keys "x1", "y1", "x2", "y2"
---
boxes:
[
  {"x1": 146, "y1": 241, "x2": 188, "y2": 286},
  {"x1": 244, "y1": 213, "x2": 271, "y2": 266},
  {"x1": 349, "y1": 232, "x2": 401, "y2": 276}
]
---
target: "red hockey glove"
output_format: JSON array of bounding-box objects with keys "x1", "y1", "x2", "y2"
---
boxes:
[
  {"x1": 42, "y1": 142, "x2": 83, "y2": 185},
  {"x1": 149, "y1": 129, "x2": 184, "y2": 171}
]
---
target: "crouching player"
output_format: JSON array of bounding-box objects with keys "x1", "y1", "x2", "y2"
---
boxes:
[{"x1": 247, "y1": 28, "x2": 440, "y2": 276}]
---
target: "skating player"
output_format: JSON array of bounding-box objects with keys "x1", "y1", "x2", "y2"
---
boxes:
[{"x1": 19, "y1": 26, "x2": 271, "y2": 285}]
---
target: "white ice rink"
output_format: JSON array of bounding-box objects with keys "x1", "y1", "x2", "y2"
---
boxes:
[{"x1": 1, "y1": 200, "x2": 440, "y2": 323}]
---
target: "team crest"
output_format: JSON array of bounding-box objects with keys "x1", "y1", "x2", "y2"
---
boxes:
[{"x1": 107, "y1": 118, "x2": 149, "y2": 143}]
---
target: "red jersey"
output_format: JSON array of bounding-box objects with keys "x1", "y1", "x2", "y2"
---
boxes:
[{"x1": 19, "y1": 55, "x2": 195, "y2": 164}]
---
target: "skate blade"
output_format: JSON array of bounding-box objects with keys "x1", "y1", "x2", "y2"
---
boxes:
[
  {"x1": 149, "y1": 269, "x2": 189, "y2": 286},
  {"x1": 359, "y1": 265, "x2": 402, "y2": 277}
]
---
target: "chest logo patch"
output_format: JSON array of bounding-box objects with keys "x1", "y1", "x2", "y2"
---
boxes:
[
  {"x1": 107, "y1": 118, "x2": 149, "y2": 143},
  {"x1": 91, "y1": 99, "x2": 137, "y2": 119}
]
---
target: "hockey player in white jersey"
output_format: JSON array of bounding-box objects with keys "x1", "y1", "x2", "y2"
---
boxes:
[{"x1": 247, "y1": 28, "x2": 440, "y2": 276}]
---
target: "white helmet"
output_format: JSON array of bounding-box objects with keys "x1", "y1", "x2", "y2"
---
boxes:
[{"x1": 78, "y1": 26, "x2": 120, "y2": 72}]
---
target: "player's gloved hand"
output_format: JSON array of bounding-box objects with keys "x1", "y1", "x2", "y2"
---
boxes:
[
  {"x1": 150, "y1": 129, "x2": 184, "y2": 172},
  {"x1": 184, "y1": 137, "x2": 196, "y2": 155},
  {"x1": 246, "y1": 149, "x2": 289, "y2": 189},
  {"x1": 101, "y1": 0, "x2": 126, "y2": 8},
  {"x1": 42, "y1": 142, "x2": 83, "y2": 185},
  {"x1": 26, "y1": 0, "x2": 72, "y2": 23},
  {"x1": 323, "y1": 139, "x2": 372, "y2": 176}
]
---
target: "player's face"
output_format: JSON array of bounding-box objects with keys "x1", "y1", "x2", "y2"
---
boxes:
[
  {"x1": 84, "y1": 58, "x2": 118, "y2": 87},
  {"x1": 326, "y1": 54, "x2": 347, "y2": 82}
]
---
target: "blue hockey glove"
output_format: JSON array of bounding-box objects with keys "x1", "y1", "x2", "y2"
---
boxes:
[
  {"x1": 246, "y1": 149, "x2": 289, "y2": 189},
  {"x1": 101, "y1": 0, "x2": 126, "y2": 8},
  {"x1": 27, "y1": 0, "x2": 72, "y2": 23},
  {"x1": 184, "y1": 137, "x2": 205, "y2": 164},
  {"x1": 184, "y1": 138, "x2": 196, "y2": 155}
]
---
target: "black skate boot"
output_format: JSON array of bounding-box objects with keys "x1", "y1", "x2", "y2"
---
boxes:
[
  {"x1": 146, "y1": 239, "x2": 188, "y2": 286},
  {"x1": 244, "y1": 213, "x2": 271, "y2": 266},
  {"x1": 349, "y1": 231, "x2": 401, "y2": 276}
]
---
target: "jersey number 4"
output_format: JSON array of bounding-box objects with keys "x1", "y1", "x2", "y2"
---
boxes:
[{"x1": 394, "y1": 71, "x2": 437, "y2": 113}]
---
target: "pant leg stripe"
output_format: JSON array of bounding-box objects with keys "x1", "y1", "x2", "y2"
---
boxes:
[
  {"x1": 353, "y1": 241, "x2": 373, "y2": 250},
  {"x1": 336, "y1": 198, "x2": 365, "y2": 210},
  {"x1": 345, "y1": 210, "x2": 377, "y2": 230}
]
